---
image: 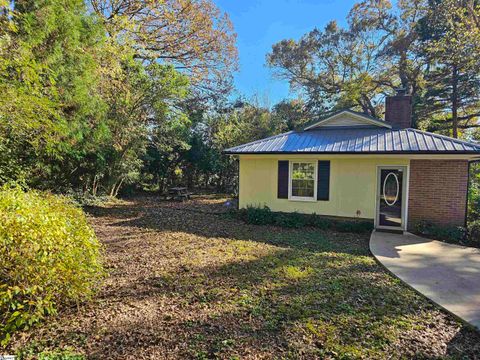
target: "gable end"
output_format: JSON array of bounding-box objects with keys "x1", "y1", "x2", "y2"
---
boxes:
[{"x1": 304, "y1": 110, "x2": 391, "y2": 130}]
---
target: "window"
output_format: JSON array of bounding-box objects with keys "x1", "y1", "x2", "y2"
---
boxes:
[{"x1": 290, "y1": 162, "x2": 316, "y2": 200}]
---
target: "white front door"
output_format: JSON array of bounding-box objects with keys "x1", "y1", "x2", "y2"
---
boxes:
[{"x1": 376, "y1": 166, "x2": 408, "y2": 231}]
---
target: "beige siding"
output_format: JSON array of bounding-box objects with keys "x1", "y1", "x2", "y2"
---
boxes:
[
  {"x1": 239, "y1": 155, "x2": 410, "y2": 219},
  {"x1": 315, "y1": 115, "x2": 373, "y2": 127}
]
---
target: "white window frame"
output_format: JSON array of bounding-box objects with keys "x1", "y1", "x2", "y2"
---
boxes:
[{"x1": 288, "y1": 160, "x2": 317, "y2": 201}]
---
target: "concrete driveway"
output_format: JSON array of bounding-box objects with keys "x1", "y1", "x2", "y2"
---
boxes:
[{"x1": 370, "y1": 231, "x2": 480, "y2": 330}]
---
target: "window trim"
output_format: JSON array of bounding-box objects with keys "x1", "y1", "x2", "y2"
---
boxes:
[{"x1": 288, "y1": 160, "x2": 317, "y2": 201}]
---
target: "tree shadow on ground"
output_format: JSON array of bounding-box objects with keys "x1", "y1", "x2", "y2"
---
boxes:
[
  {"x1": 86, "y1": 197, "x2": 370, "y2": 256},
  {"x1": 88, "y1": 203, "x2": 480, "y2": 355},
  {"x1": 76, "y1": 245, "x2": 480, "y2": 359},
  {"x1": 23, "y1": 197, "x2": 480, "y2": 359}
]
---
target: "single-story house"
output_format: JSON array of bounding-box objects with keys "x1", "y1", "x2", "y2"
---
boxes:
[{"x1": 224, "y1": 91, "x2": 480, "y2": 232}]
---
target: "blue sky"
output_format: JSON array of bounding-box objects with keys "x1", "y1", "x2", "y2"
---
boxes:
[{"x1": 215, "y1": 0, "x2": 358, "y2": 107}]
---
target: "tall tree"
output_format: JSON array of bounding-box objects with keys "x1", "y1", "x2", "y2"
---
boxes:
[
  {"x1": 348, "y1": 0, "x2": 427, "y2": 97},
  {"x1": 267, "y1": 0, "x2": 429, "y2": 118},
  {"x1": 0, "y1": 0, "x2": 106, "y2": 187},
  {"x1": 267, "y1": 19, "x2": 394, "y2": 116},
  {"x1": 0, "y1": 0, "x2": 194, "y2": 197},
  {"x1": 80, "y1": 61, "x2": 190, "y2": 196},
  {"x1": 271, "y1": 99, "x2": 310, "y2": 132},
  {"x1": 417, "y1": 0, "x2": 480, "y2": 137},
  {"x1": 90, "y1": 0, "x2": 238, "y2": 99}
]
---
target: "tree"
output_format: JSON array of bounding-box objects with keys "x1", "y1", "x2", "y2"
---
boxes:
[
  {"x1": 204, "y1": 101, "x2": 277, "y2": 191},
  {"x1": 0, "y1": 0, "x2": 193, "y2": 197},
  {"x1": 348, "y1": 0, "x2": 427, "y2": 97},
  {"x1": 90, "y1": 0, "x2": 238, "y2": 99},
  {"x1": 416, "y1": 0, "x2": 480, "y2": 137},
  {"x1": 0, "y1": 0, "x2": 106, "y2": 187},
  {"x1": 142, "y1": 99, "x2": 282, "y2": 194},
  {"x1": 271, "y1": 99, "x2": 310, "y2": 132},
  {"x1": 267, "y1": 19, "x2": 392, "y2": 116},
  {"x1": 141, "y1": 94, "x2": 191, "y2": 193},
  {"x1": 77, "y1": 59, "x2": 190, "y2": 196},
  {"x1": 267, "y1": 0, "x2": 431, "y2": 118}
]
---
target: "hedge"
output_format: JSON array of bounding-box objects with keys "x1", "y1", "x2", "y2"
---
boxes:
[
  {"x1": 0, "y1": 186, "x2": 104, "y2": 346},
  {"x1": 231, "y1": 205, "x2": 374, "y2": 233}
]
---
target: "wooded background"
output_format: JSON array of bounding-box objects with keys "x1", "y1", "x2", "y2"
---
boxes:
[{"x1": 1, "y1": 0, "x2": 480, "y2": 202}]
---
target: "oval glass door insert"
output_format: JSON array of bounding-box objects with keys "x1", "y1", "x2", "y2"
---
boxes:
[
  {"x1": 383, "y1": 172, "x2": 399, "y2": 206},
  {"x1": 379, "y1": 168, "x2": 403, "y2": 228}
]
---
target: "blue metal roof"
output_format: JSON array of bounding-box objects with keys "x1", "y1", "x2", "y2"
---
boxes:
[{"x1": 224, "y1": 128, "x2": 480, "y2": 154}]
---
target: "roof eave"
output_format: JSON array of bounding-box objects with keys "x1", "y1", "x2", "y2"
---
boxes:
[{"x1": 224, "y1": 150, "x2": 480, "y2": 156}]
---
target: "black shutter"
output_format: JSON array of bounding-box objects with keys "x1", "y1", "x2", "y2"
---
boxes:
[
  {"x1": 317, "y1": 161, "x2": 330, "y2": 201},
  {"x1": 277, "y1": 160, "x2": 289, "y2": 199}
]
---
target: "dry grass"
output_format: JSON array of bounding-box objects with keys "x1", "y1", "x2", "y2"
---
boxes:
[{"x1": 8, "y1": 195, "x2": 480, "y2": 359}]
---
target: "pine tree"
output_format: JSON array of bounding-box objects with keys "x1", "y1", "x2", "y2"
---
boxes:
[{"x1": 415, "y1": 0, "x2": 480, "y2": 137}]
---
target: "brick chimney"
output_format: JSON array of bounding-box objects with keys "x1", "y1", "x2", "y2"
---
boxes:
[{"x1": 385, "y1": 89, "x2": 412, "y2": 129}]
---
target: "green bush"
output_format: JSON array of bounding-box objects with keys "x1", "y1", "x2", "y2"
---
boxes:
[
  {"x1": 468, "y1": 189, "x2": 480, "y2": 222},
  {"x1": 16, "y1": 346, "x2": 85, "y2": 360},
  {"x1": 274, "y1": 212, "x2": 306, "y2": 228},
  {"x1": 0, "y1": 187, "x2": 104, "y2": 346},
  {"x1": 65, "y1": 189, "x2": 113, "y2": 207},
  {"x1": 307, "y1": 213, "x2": 333, "y2": 230},
  {"x1": 334, "y1": 220, "x2": 374, "y2": 234},
  {"x1": 243, "y1": 205, "x2": 275, "y2": 225},
  {"x1": 468, "y1": 220, "x2": 480, "y2": 244},
  {"x1": 234, "y1": 206, "x2": 373, "y2": 234},
  {"x1": 414, "y1": 220, "x2": 466, "y2": 243}
]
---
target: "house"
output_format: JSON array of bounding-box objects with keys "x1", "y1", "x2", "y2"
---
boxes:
[{"x1": 224, "y1": 91, "x2": 480, "y2": 232}]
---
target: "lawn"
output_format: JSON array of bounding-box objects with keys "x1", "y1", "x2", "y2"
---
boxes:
[{"x1": 9, "y1": 195, "x2": 480, "y2": 359}]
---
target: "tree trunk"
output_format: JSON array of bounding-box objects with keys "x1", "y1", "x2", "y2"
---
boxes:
[
  {"x1": 399, "y1": 51, "x2": 409, "y2": 93},
  {"x1": 109, "y1": 183, "x2": 116, "y2": 197},
  {"x1": 92, "y1": 175, "x2": 99, "y2": 196},
  {"x1": 113, "y1": 178, "x2": 124, "y2": 197},
  {"x1": 451, "y1": 64, "x2": 459, "y2": 138},
  {"x1": 360, "y1": 95, "x2": 376, "y2": 117},
  {"x1": 158, "y1": 176, "x2": 166, "y2": 194}
]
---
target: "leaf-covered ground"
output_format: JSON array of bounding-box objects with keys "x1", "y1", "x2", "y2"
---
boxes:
[{"x1": 9, "y1": 195, "x2": 480, "y2": 359}]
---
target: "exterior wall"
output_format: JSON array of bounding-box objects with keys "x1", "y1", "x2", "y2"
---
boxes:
[
  {"x1": 239, "y1": 155, "x2": 410, "y2": 220},
  {"x1": 408, "y1": 160, "x2": 468, "y2": 229}
]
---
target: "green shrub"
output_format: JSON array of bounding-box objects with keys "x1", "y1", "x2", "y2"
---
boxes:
[
  {"x1": 414, "y1": 220, "x2": 466, "y2": 243},
  {"x1": 468, "y1": 220, "x2": 480, "y2": 244},
  {"x1": 307, "y1": 213, "x2": 333, "y2": 230},
  {"x1": 243, "y1": 205, "x2": 275, "y2": 225},
  {"x1": 0, "y1": 187, "x2": 104, "y2": 346},
  {"x1": 274, "y1": 212, "x2": 306, "y2": 228},
  {"x1": 232, "y1": 206, "x2": 373, "y2": 234},
  {"x1": 334, "y1": 220, "x2": 374, "y2": 234},
  {"x1": 16, "y1": 347, "x2": 85, "y2": 360},
  {"x1": 66, "y1": 189, "x2": 113, "y2": 207}
]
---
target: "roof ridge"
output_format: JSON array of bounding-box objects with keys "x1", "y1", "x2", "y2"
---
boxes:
[{"x1": 408, "y1": 128, "x2": 480, "y2": 149}]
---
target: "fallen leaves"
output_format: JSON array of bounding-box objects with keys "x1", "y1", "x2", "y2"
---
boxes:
[{"x1": 7, "y1": 195, "x2": 480, "y2": 359}]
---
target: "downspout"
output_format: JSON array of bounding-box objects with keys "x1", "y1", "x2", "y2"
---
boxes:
[{"x1": 236, "y1": 156, "x2": 240, "y2": 210}]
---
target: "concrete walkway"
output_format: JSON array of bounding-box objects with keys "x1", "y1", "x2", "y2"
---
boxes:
[{"x1": 370, "y1": 231, "x2": 480, "y2": 329}]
